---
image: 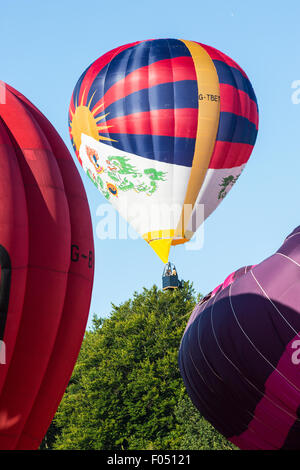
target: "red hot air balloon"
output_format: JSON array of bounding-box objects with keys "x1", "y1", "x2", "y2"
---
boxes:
[
  {"x1": 0, "y1": 82, "x2": 94, "y2": 449},
  {"x1": 179, "y1": 227, "x2": 300, "y2": 450}
]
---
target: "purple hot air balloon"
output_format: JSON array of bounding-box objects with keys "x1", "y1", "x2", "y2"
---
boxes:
[{"x1": 179, "y1": 226, "x2": 300, "y2": 450}]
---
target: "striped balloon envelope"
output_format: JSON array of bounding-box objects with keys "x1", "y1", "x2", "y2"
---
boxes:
[
  {"x1": 0, "y1": 82, "x2": 94, "y2": 449},
  {"x1": 69, "y1": 39, "x2": 259, "y2": 263},
  {"x1": 179, "y1": 227, "x2": 300, "y2": 450}
]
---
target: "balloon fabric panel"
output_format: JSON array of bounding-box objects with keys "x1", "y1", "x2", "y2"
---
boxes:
[
  {"x1": 179, "y1": 227, "x2": 300, "y2": 450},
  {"x1": 0, "y1": 83, "x2": 94, "y2": 449}
]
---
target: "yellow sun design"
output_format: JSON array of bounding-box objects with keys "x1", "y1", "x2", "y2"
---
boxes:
[{"x1": 69, "y1": 89, "x2": 116, "y2": 152}]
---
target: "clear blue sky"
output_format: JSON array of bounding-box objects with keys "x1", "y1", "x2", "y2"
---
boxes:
[{"x1": 1, "y1": 1, "x2": 300, "y2": 326}]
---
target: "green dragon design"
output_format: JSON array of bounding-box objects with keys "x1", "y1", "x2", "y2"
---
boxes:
[{"x1": 86, "y1": 151, "x2": 167, "y2": 200}]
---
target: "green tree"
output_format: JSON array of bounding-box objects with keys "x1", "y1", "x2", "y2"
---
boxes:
[{"x1": 52, "y1": 282, "x2": 234, "y2": 450}]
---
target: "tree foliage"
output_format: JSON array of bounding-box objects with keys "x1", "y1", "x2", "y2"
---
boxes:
[{"x1": 52, "y1": 282, "x2": 234, "y2": 450}]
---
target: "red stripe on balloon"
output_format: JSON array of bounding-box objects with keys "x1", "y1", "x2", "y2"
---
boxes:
[
  {"x1": 219, "y1": 84, "x2": 258, "y2": 130},
  {"x1": 209, "y1": 141, "x2": 254, "y2": 169},
  {"x1": 198, "y1": 42, "x2": 249, "y2": 79},
  {"x1": 78, "y1": 40, "x2": 144, "y2": 106},
  {"x1": 0, "y1": 118, "x2": 29, "y2": 396},
  {"x1": 69, "y1": 91, "x2": 75, "y2": 117},
  {"x1": 105, "y1": 108, "x2": 198, "y2": 138},
  {"x1": 92, "y1": 56, "x2": 197, "y2": 113}
]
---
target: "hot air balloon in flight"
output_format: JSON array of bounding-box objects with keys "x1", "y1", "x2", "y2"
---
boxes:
[
  {"x1": 0, "y1": 82, "x2": 94, "y2": 449},
  {"x1": 179, "y1": 226, "x2": 300, "y2": 450},
  {"x1": 69, "y1": 38, "x2": 258, "y2": 263}
]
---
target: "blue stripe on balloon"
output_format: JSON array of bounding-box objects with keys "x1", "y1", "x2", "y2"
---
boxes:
[
  {"x1": 213, "y1": 60, "x2": 258, "y2": 108},
  {"x1": 216, "y1": 112, "x2": 258, "y2": 145},
  {"x1": 97, "y1": 80, "x2": 198, "y2": 121},
  {"x1": 86, "y1": 39, "x2": 192, "y2": 112},
  {"x1": 73, "y1": 66, "x2": 89, "y2": 107},
  {"x1": 100, "y1": 134, "x2": 196, "y2": 167},
  {"x1": 103, "y1": 39, "x2": 191, "y2": 94}
]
